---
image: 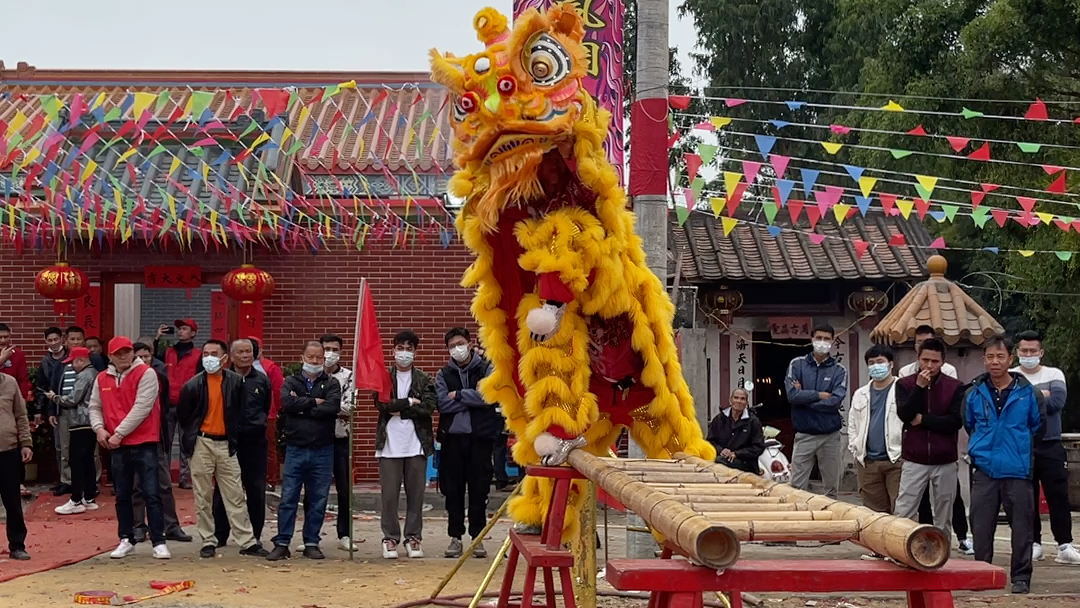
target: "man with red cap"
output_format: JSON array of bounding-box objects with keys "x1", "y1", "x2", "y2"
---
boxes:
[
  {"x1": 157, "y1": 319, "x2": 199, "y2": 489},
  {"x1": 89, "y1": 336, "x2": 170, "y2": 560}
]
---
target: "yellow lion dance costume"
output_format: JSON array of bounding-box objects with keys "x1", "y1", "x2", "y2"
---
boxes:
[{"x1": 430, "y1": 4, "x2": 715, "y2": 542}]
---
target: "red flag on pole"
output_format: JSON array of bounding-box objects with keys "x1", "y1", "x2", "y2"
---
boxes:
[{"x1": 352, "y1": 278, "x2": 390, "y2": 402}]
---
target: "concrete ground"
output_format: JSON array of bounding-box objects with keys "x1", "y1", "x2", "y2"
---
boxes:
[{"x1": 3, "y1": 487, "x2": 1080, "y2": 608}]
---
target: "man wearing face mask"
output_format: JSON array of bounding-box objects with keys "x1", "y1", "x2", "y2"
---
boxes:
[
  {"x1": 319, "y1": 334, "x2": 359, "y2": 552},
  {"x1": 1011, "y1": 330, "x2": 1079, "y2": 564},
  {"x1": 785, "y1": 324, "x2": 848, "y2": 498},
  {"x1": 435, "y1": 327, "x2": 496, "y2": 559},
  {"x1": 848, "y1": 345, "x2": 904, "y2": 520},
  {"x1": 156, "y1": 319, "x2": 200, "y2": 489},
  {"x1": 176, "y1": 339, "x2": 267, "y2": 559}
]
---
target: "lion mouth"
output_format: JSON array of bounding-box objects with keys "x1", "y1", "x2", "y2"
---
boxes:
[{"x1": 482, "y1": 133, "x2": 556, "y2": 164}]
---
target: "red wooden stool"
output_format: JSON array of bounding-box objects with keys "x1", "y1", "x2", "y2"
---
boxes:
[{"x1": 496, "y1": 465, "x2": 582, "y2": 608}]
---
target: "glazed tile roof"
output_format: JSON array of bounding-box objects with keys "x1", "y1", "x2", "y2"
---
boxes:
[
  {"x1": 871, "y1": 255, "x2": 1005, "y2": 345},
  {"x1": 670, "y1": 208, "x2": 932, "y2": 282}
]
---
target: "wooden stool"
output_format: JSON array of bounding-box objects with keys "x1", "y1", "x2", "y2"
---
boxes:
[{"x1": 496, "y1": 466, "x2": 582, "y2": 608}]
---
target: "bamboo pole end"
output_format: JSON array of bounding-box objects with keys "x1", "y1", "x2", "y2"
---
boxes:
[
  {"x1": 694, "y1": 525, "x2": 741, "y2": 570},
  {"x1": 906, "y1": 524, "x2": 950, "y2": 571}
]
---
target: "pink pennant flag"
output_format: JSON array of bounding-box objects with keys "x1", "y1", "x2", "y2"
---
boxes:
[
  {"x1": 968, "y1": 142, "x2": 991, "y2": 161},
  {"x1": 971, "y1": 191, "x2": 986, "y2": 209},
  {"x1": 879, "y1": 193, "x2": 897, "y2": 216},
  {"x1": 991, "y1": 208, "x2": 1010, "y2": 227},
  {"x1": 945, "y1": 136, "x2": 970, "y2": 152},
  {"x1": 788, "y1": 200, "x2": 804, "y2": 223},
  {"x1": 907, "y1": 125, "x2": 928, "y2": 136},
  {"x1": 809, "y1": 233, "x2": 826, "y2": 245},
  {"x1": 806, "y1": 206, "x2": 822, "y2": 230},
  {"x1": 1042, "y1": 164, "x2": 1065, "y2": 175},
  {"x1": 741, "y1": 160, "x2": 762, "y2": 185},
  {"x1": 725, "y1": 98, "x2": 748, "y2": 108},
  {"x1": 914, "y1": 199, "x2": 931, "y2": 220},
  {"x1": 685, "y1": 153, "x2": 703, "y2": 183},
  {"x1": 769, "y1": 154, "x2": 791, "y2": 179},
  {"x1": 1024, "y1": 98, "x2": 1049, "y2": 121},
  {"x1": 981, "y1": 183, "x2": 1000, "y2": 193},
  {"x1": 1048, "y1": 172, "x2": 1067, "y2": 194},
  {"x1": 726, "y1": 183, "x2": 747, "y2": 216},
  {"x1": 853, "y1": 239, "x2": 870, "y2": 258},
  {"x1": 693, "y1": 121, "x2": 715, "y2": 132},
  {"x1": 1017, "y1": 196, "x2": 1037, "y2": 213},
  {"x1": 829, "y1": 124, "x2": 851, "y2": 135},
  {"x1": 683, "y1": 187, "x2": 695, "y2": 211},
  {"x1": 929, "y1": 237, "x2": 946, "y2": 249}
]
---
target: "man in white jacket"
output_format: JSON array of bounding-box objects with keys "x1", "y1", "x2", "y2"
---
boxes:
[{"x1": 848, "y1": 344, "x2": 904, "y2": 516}]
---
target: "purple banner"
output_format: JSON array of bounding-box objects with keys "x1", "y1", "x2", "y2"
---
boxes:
[{"x1": 513, "y1": 0, "x2": 625, "y2": 184}]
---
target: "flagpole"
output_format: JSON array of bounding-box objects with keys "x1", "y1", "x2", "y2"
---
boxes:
[{"x1": 347, "y1": 277, "x2": 367, "y2": 561}]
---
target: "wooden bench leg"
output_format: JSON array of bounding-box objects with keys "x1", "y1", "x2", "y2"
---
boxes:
[
  {"x1": 728, "y1": 592, "x2": 744, "y2": 608},
  {"x1": 653, "y1": 592, "x2": 703, "y2": 608},
  {"x1": 542, "y1": 567, "x2": 556, "y2": 608},
  {"x1": 497, "y1": 546, "x2": 520, "y2": 608},
  {"x1": 559, "y1": 567, "x2": 577, "y2": 608},
  {"x1": 521, "y1": 565, "x2": 537, "y2": 608},
  {"x1": 908, "y1": 591, "x2": 954, "y2": 608}
]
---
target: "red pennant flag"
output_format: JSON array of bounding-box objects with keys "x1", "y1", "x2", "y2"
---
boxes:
[
  {"x1": 981, "y1": 183, "x2": 1000, "y2": 193},
  {"x1": 853, "y1": 239, "x2": 870, "y2": 258},
  {"x1": 666, "y1": 130, "x2": 681, "y2": 149},
  {"x1": 685, "y1": 153, "x2": 702, "y2": 183},
  {"x1": 1048, "y1": 172, "x2": 1067, "y2": 194},
  {"x1": 971, "y1": 191, "x2": 986, "y2": 209},
  {"x1": 668, "y1": 95, "x2": 691, "y2": 110},
  {"x1": 914, "y1": 199, "x2": 931, "y2": 220},
  {"x1": 255, "y1": 89, "x2": 290, "y2": 117},
  {"x1": 806, "y1": 206, "x2": 822, "y2": 230},
  {"x1": 945, "y1": 136, "x2": 970, "y2": 152},
  {"x1": 929, "y1": 237, "x2": 946, "y2": 249},
  {"x1": 1016, "y1": 196, "x2": 1037, "y2": 213},
  {"x1": 726, "y1": 183, "x2": 747, "y2": 216},
  {"x1": 1015, "y1": 212, "x2": 1036, "y2": 227},
  {"x1": 1072, "y1": 220, "x2": 1080, "y2": 233},
  {"x1": 888, "y1": 234, "x2": 906, "y2": 246},
  {"x1": 1053, "y1": 218, "x2": 1072, "y2": 232},
  {"x1": 788, "y1": 200, "x2": 804, "y2": 223},
  {"x1": 968, "y1": 142, "x2": 991, "y2": 161},
  {"x1": 1024, "y1": 98, "x2": 1048, "y2": 121},
  {"x1": 879, "y1": 193, "x2": 897, "y2": 216},
  {"x1": 907, "y1": 125, "x2": 928, "y2": 136},
  {"x1": 991, "y1": 209, "x2": 1009, "y2": 227},
  {"x1": 1042, "y1": 164, "x2": 1065, "y2": 175}
]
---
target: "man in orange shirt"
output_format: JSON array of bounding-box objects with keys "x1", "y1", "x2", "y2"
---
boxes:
[{"x1": 176, "y1": 339, "x2": 267, "y2": 559}]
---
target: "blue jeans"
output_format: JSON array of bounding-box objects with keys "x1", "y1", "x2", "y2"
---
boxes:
[
  {"x1": 111, "y1": 442, "x2": 165, "y2": 545},
  {"x1": 272, "y1": 444, "x2": 334, "y2": 548}
]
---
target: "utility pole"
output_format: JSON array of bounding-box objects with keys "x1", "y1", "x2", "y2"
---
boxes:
[{"x1": 627, "y1": 0, "x2": 669, "y2": 559}]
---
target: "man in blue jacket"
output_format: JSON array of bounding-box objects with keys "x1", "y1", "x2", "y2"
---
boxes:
[
  {"x1": 785, "y1": 324, "x2": 847, "y2": 498},
  {"x1": 965, "y1": 335, "x2": 1043, "y2": 595}
]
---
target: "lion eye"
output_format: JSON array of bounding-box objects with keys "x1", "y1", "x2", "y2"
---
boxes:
[
  {"x1": 524, "y1": 34, "x2": 571, "y2": 86},
  {"x1": 452, "y1": 92, "x2": 480, "y2": 121}
]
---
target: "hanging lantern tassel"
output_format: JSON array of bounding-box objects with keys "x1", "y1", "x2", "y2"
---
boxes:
[{"x1": 221, "y1": 264, "x2": 276, "y2": 304}]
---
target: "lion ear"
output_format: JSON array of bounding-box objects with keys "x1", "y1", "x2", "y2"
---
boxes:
[
  {"x1": 429, "y1": 49, "x2": 466, "y2": 93},
  {"x1": 546, "y1": 3, "x2": 585, "y2": 42}
]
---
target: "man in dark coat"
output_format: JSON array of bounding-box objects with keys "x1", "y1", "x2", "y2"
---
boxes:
[{"x1": 707, "y1": 387, "x2": 765, "y2": 473}]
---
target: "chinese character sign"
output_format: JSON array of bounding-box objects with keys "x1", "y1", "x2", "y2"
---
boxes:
[
  {"x1": 211, "y1": 291, "x2": 229, "y2": 342},
  {"x1": 728, "y1": 334, "x2": 753, "y2": 395},
  {"x1": 513, "y1": 0, "x2": 625, "y2": 183},
  {"x1": 769, "y1": 317, "x2": 812, "y2": 340},
  {"x1": 144, "y1": 266, "x2": 203, "y2": 289},
  {"x1": 75, "y1": 285, "x2": 101, "y2": 335}
]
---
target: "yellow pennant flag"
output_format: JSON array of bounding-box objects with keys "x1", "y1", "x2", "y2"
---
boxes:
[
  {"x1": 858, "y1": 176, "x2": 878, "y2": 197},
  {"x1": 80, "y1": 160, "x2": 97, "y2": 185},
  {"x1": 116, "y1": 147, "x2": 139, "y2": 166},
  {"x1": 6, "y1": 110, "x2": 27, "y2": 137},
  {"x1": 19, "y1": 146, "x2": 40, "y2": 169},
  {"x1": 915, "y1": 175, "x2": 938, "y2": 196},
  {"x1": 167, "y1": 194, "x2": 177, "y2": 219},
  {"x1": 90, "y1": 92, "x2": 107, "y2": 110},
  {"x1": 1036, "y1": 212, "x2": 1055, "y2": 225},
  {"x1": 881, "y1": 100, "x2": 905, "y2": 112},
  {"x1": 168, "y1": 156, "x2": 181, "y2": 177},
  {"x1": 896, "y1": 199, "x2": 914, "y2": 219},
  {"x1": 132, "y1": 92, "x2": 156, "y2": 119},
  {"x1": 710, "y1": 116, "x2": 732, "y2": 129},
  {"x1": 1018, "y1": 250, "x2": 1035, "y2": 257},
  {"x1": 721, "y1": 216, "x2": 738, "y2": 237},
  {"x1": 75, "y1": 206, "x2": 83, "y2": 233},
  {"x1": 338, "y1": 80, "x2": 357, "y2": 90},
  {"x1": 247, "y1": 132, "x2": 271, "y2": 153},
  {"x1": 324, "y1": 214, "x2": 332, "y2": 238},
  {"x1": 280, "y1": 126, "x2": 294, "y2": 145},
  {"x1": 123, "y1": 224, "x2": 133, "y2": 243},
  {"x1": 201, "y1": 161, "x2": 210, "y2": 184},
  {"x1": 833, "y1": 203, "x2": 852, "y2": 224},
  {"x1": 821, "y1": 141, "x2": 844, "y2": 155},
  {"x1": 723, "y1": 171, "x2": 742, "y2": 197},
  {"x1": 709, "y1": 197, "x2": 725, "y2": 218},
  {"x1": 404, "y1": 127, "x2": 416, "y2": 152},
  {"x1": 297, "y1": 106, "x2": 311, "y2": 131}
]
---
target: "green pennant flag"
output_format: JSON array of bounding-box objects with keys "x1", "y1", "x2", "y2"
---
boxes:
[
  {"x1": 417, "y1": 110, "x2": 432, "y2": 123},
  {"x1": 961, "y1": 107, "x2": 984, "y2": 119},
  {"x1": 189, "y1": 91, "x2": 215, "y2": 120},
  {"x1": 699, "y1": 143, "x2": 718, "y2": 165},
  {"x1": 1061, "y1": 216, "x2": 1075, "y2": 224},
  {"x1": 763, "y1": 201, "x2": 779, "y2": 224},
  {"x1": 941, "y1": 204, "x2": 959, "y2": 222},
  {"x1": 971, "y1": 206, "x2": 990, "y2": 228},
  {"x1": 915, "y1": 185, "x2": 933, "y2": 200},
  {"x1": 323, "y1": 84, "x2": 341, "y2": 99},
  {"x1": 287, "y1": 90, "x2": 301, "y2": 111},
  {"x1": 890, "y1": 149, "x2": 913, "y2": 159},
  {"x1": 40, "y1": 94, "x2": 62, "y2": 120},
  {"x1": 285, "y1": 139, "x2": 305, "y2": 156},
  {"x1": 667, "y1": 113, "x2": 674, "y2": 131},
  {"x1": 188, "y1": 146, "x2": 205, "y2": 158},
  {"x1": 155, "y1": 91, "x2": 172, "y2": 112},
  {"x1": 238, "y1": 120, "x2": 261, "y2": 139},
  {"x1": 98, "y1": 136, "x2": 124, "y2": 156},
  {"x1": 1017, "y1": 142, "x2": 1041, "y2": 153},
  {"x1": 691, "y1": 176, "x2": 705, "y2": 199},
  {"x1": 1055, "y1": 251, "x2": 1073, "y2": 261},
  {"x1": 103, "y1": 106, "x2": 123, "y2": 123},
  {"x1": 675, "y1": 206, "x2": 689, "y2": 225},
  {"x1": 147, "y1": 144, "x2": 168, "y2": 159}
]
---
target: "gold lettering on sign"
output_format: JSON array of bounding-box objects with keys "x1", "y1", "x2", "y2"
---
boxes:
[
  {"x1": 582, "y1": 42, "x2": 600, "y2": 77},
  {"x1": 569, "y1": 0, "x2": 606, "y2": 29}
]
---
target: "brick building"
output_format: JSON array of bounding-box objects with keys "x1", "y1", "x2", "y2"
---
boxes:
[{"x1": 0, "y1": 62, "x2": 472, "y2": 481}]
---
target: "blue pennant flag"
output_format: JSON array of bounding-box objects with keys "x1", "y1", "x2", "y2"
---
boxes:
[
  {"x1": 855, "y1": 195, "x2": 873, "y2": 216},
  {"x1": 767, "y1": 226, "x2": 783, "y2": 238},
  {"x1": 785, "y1": 101, "x2": 806, "y2": 111},
  {"x1": 800, "y1": 168, "x2": 820, "y2": 197},
  {"x1": 776, "y1": 178, "x2": 795, "y2": 206},
  {"x1": 983, "y1": 247, "x2": 1000, "y2": 254},
  {"x1": 768, "y1": 120, "x2": 792, "y2": 129},
  {"x1": 929, "y1": 211, "x2": 947, "y2": 223},
  {"x1": 843, "y1": 164, "x2": 865, "y2": 182},
  {"x1": 754, "y1": 135, "x2": 777, "y2": 158}
]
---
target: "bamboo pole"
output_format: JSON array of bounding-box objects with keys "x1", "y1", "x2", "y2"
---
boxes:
[
  {"x1": 651, "y1": 486, "x2": 768, "y2": 496},
  {"x1": 720, "y1": 520, "x2": 860, "y2": 542},
  {"x1": 567, "y1": 450, "x2": 740, "y2": 569},
  {"x1": 700, "y1": 511, "x2": 833, "y2": 521},
  {"x1": 686, "y1": 502, "x2": 797, "y2": 512},
  {"x1": 649, "y1": 483, "x2": 757, "y2": 489},
  {"x1": 467, "y1": 534, "x2": 514, "y2": 608},
  {"x1": 674, "y1": 454, "x2": 950, "y2": 570},
  {"x1": 660, "y1": 494, "x2": 786, "y2": 504}
]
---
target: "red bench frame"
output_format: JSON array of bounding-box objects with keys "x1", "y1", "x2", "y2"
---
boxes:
[{"x1": 606, "y1": 558, "x2": 1007, "y2": 608}]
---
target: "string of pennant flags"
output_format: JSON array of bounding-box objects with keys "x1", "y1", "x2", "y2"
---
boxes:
[
  {"x1": 0, "y1": 82, "x2": 459, "y2": 253},
  {"x1": 670, "y1": 85, "x2": 1080, "y2": 106}
]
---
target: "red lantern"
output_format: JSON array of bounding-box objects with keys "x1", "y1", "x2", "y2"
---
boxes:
[
  {"x1": 221, "y1": 264, "x2": 275, "y2": 304},
  {"x1": 35, "y1": 262, "x2": 89, "y2": 315}
]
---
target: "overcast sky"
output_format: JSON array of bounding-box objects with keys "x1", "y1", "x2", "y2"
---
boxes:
[{"x1": 0, "y1": 0, "x2": 699, "y2": 77}]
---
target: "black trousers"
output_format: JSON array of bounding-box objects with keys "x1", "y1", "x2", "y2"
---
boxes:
[
  {"x1": 0, "y1": 448, "x2": 27, "y2": 552},
  {"x1": 971, "y1": 468, "x2": 1034, "y2": 583},
  {"x1": 439, "y1": 434, "x2": 494, "y2": 539},
  {"x1": 1032, "y1": 441, "x2": 1073, "y2": 545},
  {"x1": 333, "y1": 437, "x2": 352, "y2": 539},
  {"x1": 493, "y1": 434, "x2": 509, "y2": 485},
  {"x1": 69, "y1": 429, "x2": 98, "y2": 503},
  {"x1": 214, "y1": 433, "x2": 268, "y2": 544},
  {"x1": 918, "y1": 477, "x2": 968, "y2": 540},
  {"x1": 112, "y1": 443, "x2": 165, "y2": 545}
]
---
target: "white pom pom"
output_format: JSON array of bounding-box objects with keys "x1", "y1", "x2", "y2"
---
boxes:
[
  {"x1": 534, "y1": 432, "x2": 560, "y2": 457},
  {"x1": 526, "y1": 306, "x2": 558, "y2": 335}
]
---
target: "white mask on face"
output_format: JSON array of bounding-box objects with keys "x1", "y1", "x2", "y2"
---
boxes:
[
  {"x1": 395, "y1": 351, "x2": 415, "y2": 367},
  {"x1": 323, "y1": 351, "x2": 340, "y2": 367},
  {"x1": 48, "y1": 344, "x2": 63, "y2": 354},
  {"x1": 1019, "y1": 356, "x2": 1040, "y2": 370},
  {"x1": 302, "y1": 362, "x2": 323, "y2": 375},
  {"x1": 812, "y1": 340, "x2": 832, "y2": 355},
  {"x1": 202, "y1": 356, "x2": 223, "y2": 374},
  {"x1": 449, "y1": 345, "x2": 470, "y2": 363}
]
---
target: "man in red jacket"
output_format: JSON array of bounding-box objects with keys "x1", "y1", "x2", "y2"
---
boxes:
[
  {"x1": 89, "y1": 337, "x2": 170, "y2": 561},
  {"x1": 251, "y1": 338, "x2": 283, "y2": 487},
  {"x1": 156, "y1": 319, "x2": 199, "y2": 489}
]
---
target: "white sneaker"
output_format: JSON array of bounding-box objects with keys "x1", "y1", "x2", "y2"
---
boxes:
[
  {"x1": 405, "y1": 538, "x2": 423, "y2": 559},
  {"x1": 338, "y1": 536, "x2": 359, "y2": 551},
  {"x1": 1033, "y1": 542, "x2": 1045, "y2": 561},
  {"x1": 81, "y1": 499, "x2": 100, "y2": 511},
  {"x1": 110, "y1": 539, "x2": 135, "y2": 559},
  {"x1": 382, "y1": 540, "x2": 399, "y2": 559},
  {"x1": 152, "y1": 544, "x2": 171, "y2": 560},
  {"x1": 958, "y1": 537, "x2": 974, "y2": 556},
  {"x1": 1055, "y1": 543, "x2": 1080, "y2": 565},
  {"x1": 55, "y1": 499, "x2": 86, "y2": 515}
]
